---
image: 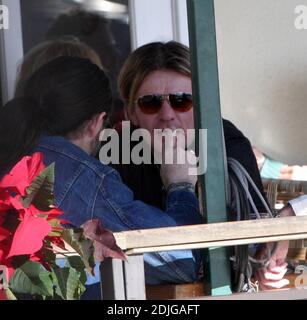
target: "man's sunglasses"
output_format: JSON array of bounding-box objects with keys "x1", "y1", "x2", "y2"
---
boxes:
[{"x1": 135, "y1": 93, "x2": 193, "y2": 115}]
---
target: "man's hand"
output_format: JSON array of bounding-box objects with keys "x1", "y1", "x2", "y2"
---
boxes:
[
  {"x1": 253, "y1": 241, "x2": 290, "y2": 290},
  {"x1": 160, "y1": 147, "x2": 197, "y2": 189},
  {"x1": 253, "y1": 204, "x2": 296, "y2": 290},
  {"x1": 254, "y1": 241, "x2": 290, "y2": 290}
]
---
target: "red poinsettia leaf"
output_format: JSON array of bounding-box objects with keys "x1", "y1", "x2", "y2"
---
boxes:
[
  {"x1": 9, "y1": 195, "x2": 25, "y2": 212},
  {"x1": 27, "y1": 152, "x2": 46, "y2": 183},
  {"x1": 0, "y1": 215, "x2": 5, "y2": 227},
  {"x1": 0, "y1": 227, "x2": 10, "y2": 242},
  {"x1": 7, "y1": 214, "x2": 51, "y2": 258},
  {"x1": 0, "y1": 192, "x2": 8, "y2": 203},
  {"x1": 81, "y1": 219, "x2": 126, "y2": 262},
  {"x1": 27, "y1": 204, "x2": 62, "y2": 218},
  {"x1": 48, "y1": 236, "x2": 65, "y2": 249},
  {"x1": 0, "y1": 204, "x2": 9, "y2": 214},
  {"x1": 44, "y1": 207, "x2": 64, "y2": 220},
  {"x1": 0, "y1": 190, "x2": 11, "y2": 213},
  {"x1": 0, "y1": 152, "x2": 45, "y2": 196},
  {"x1": 29, "y1": 206, "x2": 67, "y2": 228}
]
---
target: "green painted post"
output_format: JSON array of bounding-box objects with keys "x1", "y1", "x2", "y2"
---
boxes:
[{"x1": 186, "y1": 0, "x2": 232, "y2": 296}]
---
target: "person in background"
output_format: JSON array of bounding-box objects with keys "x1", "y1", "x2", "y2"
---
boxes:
[
  {"x1": 46, "y1": 9, "x2": 122, "y2": 75},
  {"x1": 253, "y1": 146, "x2": 307, "y2": 181},
  {"x1": 254, "y1": 194, "x2": 307, "y2": 290},
  {"x1": 46, "y1": 9, "x2": 128, "y2": 126},
  {"x1": 15, "y1": 36, "x2": 103, "y2": 97}
]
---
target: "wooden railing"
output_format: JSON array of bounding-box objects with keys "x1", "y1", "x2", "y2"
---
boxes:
[
  {"x1": 263, "y1": 178, "x2": 307, "y2": 250},
  {"x1": 263, "y1": 178, "x2": 307, "y2": 209},
  {"x1": 100, "y1": 216, "x2": 307, "y2": 300}
]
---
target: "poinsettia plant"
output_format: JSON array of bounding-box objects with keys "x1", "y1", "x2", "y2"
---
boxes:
[{"x1": 0, "y1": 152, "x2": 125, "y2": 300}]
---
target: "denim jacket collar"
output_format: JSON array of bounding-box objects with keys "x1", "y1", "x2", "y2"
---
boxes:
[
  {"x1": 36, "y1": 135, "x2": 115, "y2": 176},
  {"x1": 38, "y1": 135, "x2": 90, "y2": 160}
]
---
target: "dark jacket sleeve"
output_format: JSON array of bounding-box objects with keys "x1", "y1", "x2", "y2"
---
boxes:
[{"x1": 223, "y1": 119, "x2": 269, "y2": 213}]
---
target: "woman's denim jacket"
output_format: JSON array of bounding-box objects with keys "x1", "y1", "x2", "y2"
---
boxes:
[{"x1": 35, "y1": 136, "x2": 202, "y2": 293}]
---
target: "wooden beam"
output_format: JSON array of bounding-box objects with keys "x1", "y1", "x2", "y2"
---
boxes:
[
  {"x1": 114, "y1": 216, "x2": 307, "y2": 250},
  {"x1": 146, "y1": 282, "x2": 205, "y2": 300},
  {"x1": 100, "y1": 258, "x2": 126, "y2": 300},
  {"x1": 123, "y1": 255, "x2": 146, "y2": 300},
  {"x1": 145, "y1": 274, "x2": 305, "y2": 300},
  {"x1": 124, "y1": 233, "x2": 307, "y2": 255}
]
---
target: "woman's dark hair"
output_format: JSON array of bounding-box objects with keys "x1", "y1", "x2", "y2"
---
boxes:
[{"x1": 0, "y1": 56, "x2": 112, "y2": 169}]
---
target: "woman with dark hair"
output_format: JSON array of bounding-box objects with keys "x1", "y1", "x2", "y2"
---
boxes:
[
  {"x1": 1, "y1": 56, "x2": 111, "y2": 170},
  {"x1": 0, "y1": 56, "x2": 202, "y2": 297}
]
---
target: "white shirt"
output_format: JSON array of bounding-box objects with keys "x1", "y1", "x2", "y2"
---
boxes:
[{"x1": 289, "y1": 195, "x2": 307, "y2": 216}]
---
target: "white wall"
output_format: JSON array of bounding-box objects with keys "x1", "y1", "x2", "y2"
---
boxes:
[
  {"x1": 163, "y1": 0, "x2": 307, "y2": 165},
  {"x1": 129, "y1": 0, "x2": 175, "y2": 49},
  {"x1": 129, "y1": 0, "x2": 189, "y2": 48},
  {"x1": 214, "y1": 0, "x2": 307, "y2": 165},
  {"x1": 0, "y1": 0, "x2": 23, "y2": 102}
]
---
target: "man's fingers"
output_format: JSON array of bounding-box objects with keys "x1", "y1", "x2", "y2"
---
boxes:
[
  {"x1": 256, "y1": 269, "x2": 290, "y2": 290},
  {"x1": 267, "y1": 261, "x2": 287, "y2": 272},
  {"x1": 262, "y1": 267, "x2": 288, "y2": 281},
  {"x1": 268, "y1": 263, "x2": 288, "y2": 273},
  {"x1": 260, "y1": 278, "x2": 290, "y2": 290}
]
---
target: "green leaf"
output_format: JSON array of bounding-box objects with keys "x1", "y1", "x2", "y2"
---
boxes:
[
  {"x1": 53, "y1": 267, "x2": 85, "y2": 300},
  {"x1": 48, "y1": 218, "x2": 63, "y2": 237},
  {"x1": 66, "y1": 256, "x2": 87, "y2": 284},
  {"x1": 41, "y1": 245, "x2": 57, "y2": 268},
  {"x1": 62, "y1": 229, "x2": 95, "y2": 276},
  {"x1": 9, "y1": 261, "x2": 54, "y2": 297},
  {"x1": 21, "y1": 163, "x2": 55, "y2": 211}
]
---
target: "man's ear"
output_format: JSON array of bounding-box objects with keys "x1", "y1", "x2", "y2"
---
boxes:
[
  {"x1": 87, "y1": 112, "x2": 106, "y2": 138},
  {"x1": 126, "y1": 105, "x2": 139, "y2": 127}
]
